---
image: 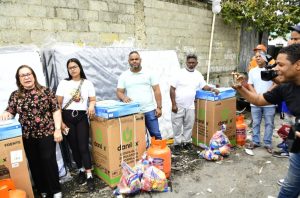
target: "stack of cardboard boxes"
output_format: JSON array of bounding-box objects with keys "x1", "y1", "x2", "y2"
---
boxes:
[
  {"x1": 91, "y1": 101, "x2": 146, "y2": 187},
  {"x1": 192, "y1": 88, "x2": 237, "y2": 146},
  {"x1": 0, "y1": 120, "x2": 34, "y2": 198}
]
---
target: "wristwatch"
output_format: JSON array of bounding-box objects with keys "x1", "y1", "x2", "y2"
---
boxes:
[{"x1": 157, "y1": 106, "x2": 162, "y2": 109}]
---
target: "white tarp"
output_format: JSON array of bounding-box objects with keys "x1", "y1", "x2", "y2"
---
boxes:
[{"x1": 42, "y1": 44, "x2": 180, "y2": 139}]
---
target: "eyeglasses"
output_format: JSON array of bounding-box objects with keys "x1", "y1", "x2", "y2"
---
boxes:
[
  {"x1": 19, "y1": 73, "x2": 32, "y2": 78},
  {"x1": 68, "y1": 65, "x2": 79, "y2": 71}
]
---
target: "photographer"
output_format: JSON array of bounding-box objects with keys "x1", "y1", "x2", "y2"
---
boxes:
[
  {"x1": 233, "y1": 44, "x2": 300, "y2": 198},
  {"x1": 246, "y1": 51, "x2": 277, "y2": 153}
]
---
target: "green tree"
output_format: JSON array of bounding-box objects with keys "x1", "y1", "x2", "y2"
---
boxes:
[{"x1": 221, "y1": 0, "x2": 300, "y2": 39}]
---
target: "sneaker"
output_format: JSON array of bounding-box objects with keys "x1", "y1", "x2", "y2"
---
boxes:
[
  {"x1": 246, "y1": 141, "x2": 260, "y2": 149},
  {"x1": 277, "y1": 179, "x2": 285, "y2": 186},
  {"x1": 172, "y1": 145, "x2": 181, "y2": 155},
  {"x1": 183, "y1": 143, "x2": 193, "y2": 151},
  {"x1": 77, "y1": 171, "x2": 86, "y2": 185},
  {"x1": 53, "y1": 192, "x2": 62, "y2": 198},
  {"x1": 277, "y1": 141, "x2": 286, "y2": 149},
  {"x1": 272, "y1": 150, "x2": 289, "y2": 158},
  {"x1": 87, "y1": 177, "x2": 95, "y2": 192}
]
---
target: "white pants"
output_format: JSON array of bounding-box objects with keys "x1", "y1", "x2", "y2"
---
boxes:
[{"x1": 171, "y1": 107, "x2": 195, "y2": 145}]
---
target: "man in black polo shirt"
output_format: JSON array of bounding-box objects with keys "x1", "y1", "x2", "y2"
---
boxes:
[{"x1": 233, "y1": 44, "x2": 300, "y2": 198}]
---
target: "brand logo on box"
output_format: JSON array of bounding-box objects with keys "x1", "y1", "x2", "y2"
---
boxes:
[
  {"x1": 117, "y1": 127, "x2": 139, "y2": 151},
  {"x1": 122, "y1": 127, "x2": 132, "y2": 143},
  {"x1": 94, "y1": 128, "x2": 106, "y2": 151}
]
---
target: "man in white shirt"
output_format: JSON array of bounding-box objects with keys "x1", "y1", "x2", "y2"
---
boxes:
[
  {"x1": 247, "y1": 51, "x2": 276, "y2": 153},
  {"x1": 117, "y1": 51, "x2": 162, "y2": 139},
  {"x1": 170, "y1": 54, "x2": 219, "y2": 154}
]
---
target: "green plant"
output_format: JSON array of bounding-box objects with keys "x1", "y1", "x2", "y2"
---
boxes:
[{"x1": 221, "y1": 0, "x2": 300, "y2": 38}]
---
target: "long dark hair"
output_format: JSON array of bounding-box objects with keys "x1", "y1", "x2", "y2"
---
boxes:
[
  {"x1": 15, "y1": 65, "x2": 43, "y2": 97},
  {"x1": 66, "y1": 58, "x2": 87, "y2": 80}
]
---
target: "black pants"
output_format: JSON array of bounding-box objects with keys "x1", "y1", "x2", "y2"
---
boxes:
[
  {"x1": 23, "y1": 135, "x2": 61, "y2": 194},
  {"x1": 62, "y1": 110, "x2": 92, "y2": 170}
]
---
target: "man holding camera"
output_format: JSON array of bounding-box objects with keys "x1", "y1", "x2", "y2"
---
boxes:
[
  {"x1": 246, "y1": 51, "x2": 277, "y2": 153},
  {"x1": 233, "y1": 44, "x2": 300, "y2": 198}
]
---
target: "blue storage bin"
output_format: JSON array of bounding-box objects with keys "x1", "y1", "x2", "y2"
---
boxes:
[
  {"x1": 95, "y1": 100, "x2": 141, "y2": 119},
  {"x1": 0, "y1": 119, "x2": 22, "y2": 140},
  {"x1": 195, "y1": 88, "x2": 236, "y2": 101}
]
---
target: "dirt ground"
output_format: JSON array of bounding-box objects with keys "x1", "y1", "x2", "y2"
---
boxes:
[{"x1": 60, "y1": 112, "x2": 289, "y2": 198}]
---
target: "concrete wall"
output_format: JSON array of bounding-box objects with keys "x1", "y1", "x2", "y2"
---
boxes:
[{"x1": 0, "y1": 0, "x2": 240, "y2": 85}]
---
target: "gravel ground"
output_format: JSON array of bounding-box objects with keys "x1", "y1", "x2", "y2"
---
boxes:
[{"x1": 59, "y1": 112, "x2": 289, "y2": 198}]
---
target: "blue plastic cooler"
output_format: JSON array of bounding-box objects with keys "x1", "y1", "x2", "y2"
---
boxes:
[
  {"x1": 0, "y1": 119, "x2": 22, "y2": 140},
  {"x1": 195, "y1": 88, "x2": 236, "y2": 101},
  {"x1": 95, "y1": 100, "x2": 140, "y2": 119}
]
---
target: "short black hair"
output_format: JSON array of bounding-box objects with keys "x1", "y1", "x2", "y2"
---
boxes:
[
  {"x1": 278, "y1": 44, "x2": 300, "y2": 64},
  {"x1": 186, "y1": 54, "x2": 197, "y2": 61},
  {"x1": 129, "y1": 51, "x2": 139, "y2": 56}
]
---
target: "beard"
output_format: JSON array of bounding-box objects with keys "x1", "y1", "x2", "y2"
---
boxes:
[{"x1": 186, "y1": 67, "x2": 195, "y2": 72}]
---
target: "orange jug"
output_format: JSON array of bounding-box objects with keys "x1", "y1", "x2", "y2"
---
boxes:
[
  {"x1": 147, "y1": 138, "x2": 171, "y2": 178},
  {"x1": 236, "y1": 114, "x2": 247, "y2": 146},
  {"x1": 0, "y1": 179, "x2": 26, "y2": 198}
]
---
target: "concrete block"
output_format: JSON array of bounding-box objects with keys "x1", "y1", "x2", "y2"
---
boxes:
[
  {"x1": 0, "y1": 17, "x2": 16, "y2": 29},
  {"x1": 15, "y1": 17, "x2": 43, "y2": 30},
  {"x1": 67, "y1": 20, "x2": 89, "y2": 32},
  {"x1": 30, "y1": 30, "x2": 56, "y2": 43},
  {"x1": 79, "y1": 10, "x2": 98, "y2": 21},
  {"x1": 79, "y1": 0, "x2": 89, "y2": 9},
  {"x1": 108, "y1": 2, "x2": 119, "y2": 12},
  {"x1": 125, "y1": 4, "x2": 134, "y2": 14},
  {"x1": 125, "y1": 24, "x2": 134, "y2": 33},
  {"x1": 66, "y1": 0, "x2": 80, "y2": 8},
  {"x1": 26, "y1": 5, "x2": 47, "y2": 17},
  {"x1": 89, "y1": 22, "x2": 109, "y2": 32},
  {"x1": 99, "y1": 33, "x2": 119, "y2": 43},
  {"x1": 118, "y1": 14, "x2": 134, "y2": 24},
  {"x1": 19, "y1": 0, "x2": 41, "y2": 5},
  {"x1": 56, "y1": 31, "x2": 79, "y2": 42},
  {"x1": 99, "y1": 11, "x2": 118, "y2": 23},
  {"x1": 115, "y1": 0, "x2": 134, "y2": 5},
  {"x1": 0, "y1": 30, "x2": 31, "y2": 44},
  {"x1": 79, "y1": 32, "x2": 101, "y2": 45},
  {"x1": 109, "y1": 23, "x2": 125, "y2": 33},
  {"x1": 89, "y1": 1, "x2": 108, "y2": 11},
  {"x1": 46, "y1": 7, "x2": 55, "y2": 18},
  {"x1": 119, "y1": 33, "x2": 134, "y2": 41},
  {"x1": 43, "y1": 19, "x2": 67, "y2": 31},
  {"x1": 0, "y1": 4, "x2": 27, "y2": 17},
  {"x1": 56, "y1": 8, "x2": 78, "y2": 20},
  {"x1": 41, "y1": 0, "x2": 66, "y2": 7}
]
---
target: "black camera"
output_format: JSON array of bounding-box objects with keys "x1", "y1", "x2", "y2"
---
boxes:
[{"x1": 261, "y1": 63, "x2": 278, "y2": 81}]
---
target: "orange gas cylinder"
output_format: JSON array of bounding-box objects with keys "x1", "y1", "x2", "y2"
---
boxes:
[
  {"x1": 0, "y1": 179, "x2": 26, "y2": 198},
  {"x1": 236, "y1": 114, "x2": 247, "y2": 146},
  {"x1": 147, "y1": 138, "x2": 171, "y2": 178}
]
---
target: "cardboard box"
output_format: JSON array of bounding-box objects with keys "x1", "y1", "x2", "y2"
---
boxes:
[
  {"x1": 192, "y1": 97, "x2": 236, "y2": 146},
  {"x1": 91, "y1": 114, "x2": 146, "y2": 187},
  {"x1": 0, "y1": 121, "x2": 34, "y2": 198}
]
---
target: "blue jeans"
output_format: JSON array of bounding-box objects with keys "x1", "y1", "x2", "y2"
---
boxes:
[
  {"x1": 251, "y1": 106, "x2": 275, "y2": 147},
  {"x1": 278, "y1": 153, "x2": 300, "y2": 198},
  {"x1": 144, "y1": 110, "x2": 162, "y2": 140}
]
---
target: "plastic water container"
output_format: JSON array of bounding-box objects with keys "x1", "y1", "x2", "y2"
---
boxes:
[
  {"x1": 147, "y1": 138, "x2": 171, "y2": 178},
  {"x1": 236, "y1": 114, "x2": 247, "y2": 146}
]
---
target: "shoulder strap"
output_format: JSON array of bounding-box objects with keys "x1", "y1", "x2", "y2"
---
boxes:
[{"x1": 62, "y1": 79, "x2": 84, "y2": 110}]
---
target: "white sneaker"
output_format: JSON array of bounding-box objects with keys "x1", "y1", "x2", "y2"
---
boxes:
[
  {"x1": 53, "y1": 192, "x2": 62, "y2": 198},
  {"x1": 277, "y1": 179, "x2": 285, "y2": 186}
]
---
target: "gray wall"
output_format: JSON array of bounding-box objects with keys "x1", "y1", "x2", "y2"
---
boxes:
[{"x1": 0, "y1": 0, "x2": 241, "y2": 85}]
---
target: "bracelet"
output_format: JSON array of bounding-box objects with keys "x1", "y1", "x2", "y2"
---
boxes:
[{"x1": 157, "y1": 106, "x2": 162, "y2": 109}]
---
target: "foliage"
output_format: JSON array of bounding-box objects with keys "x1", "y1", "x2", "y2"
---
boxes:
[{"x1": 221, "y1": 0, "x2": 300, "y2": 38}]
